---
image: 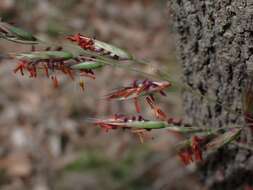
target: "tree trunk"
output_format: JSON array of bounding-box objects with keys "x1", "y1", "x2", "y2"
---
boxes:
[{"x1": 168, "y1": 0, "x2": 253, "y2": 189}]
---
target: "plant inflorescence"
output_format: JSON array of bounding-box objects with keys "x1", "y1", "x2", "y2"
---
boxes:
[{"x1": 0, "y1": 20, "x2": 250, "y2": 166}]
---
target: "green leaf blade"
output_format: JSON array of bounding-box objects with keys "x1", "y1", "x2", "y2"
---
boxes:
[
  {"x1": 16, "y1": 51, "x2": 73, "y2": 61},
  {"x1": 123, "y1": 121, "x2": 166, "y2": 129},
  {"x1": 94, "y1": 40, "x2": 133, "y2": 60},
  {"x1": 71, "y1": 61, "x2": 104, "y2": 70}
]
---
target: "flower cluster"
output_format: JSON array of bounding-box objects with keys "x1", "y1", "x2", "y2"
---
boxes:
[
  {"x1": 89, "y1": 114, "x2": 169, "y2": 143},
  {"x1": 177, "y1": 127, "x2": 242, "y2": 165},
  {"x1": 89, "y1": 114, "x2": 166, "y2": 131},
  {"x1": 106, "y1": 79, "x2": 171, "y2": 113},
  {"x1": 0, "y1": 21, "x2": 244, "y2": 167},
  {"x1": 11, "y1": 32, "x2": 134, "y2": 89},
  {"x1": 66, "y1": 33, "x2": 132, "y2": 60},
  {"x1": 13, "y1": 48, "x2": 105, "y2": 89},
  {"x1": 178, "y1": 136, "x2": 203, "y2": 165},
  {"x1": 66, "y1": 34, "x2": 95, "y2": 51}
]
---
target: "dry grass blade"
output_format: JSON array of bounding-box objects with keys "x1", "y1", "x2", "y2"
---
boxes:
[{"x1": 205, "y1": 128, "x2": 242, "y2": 152}]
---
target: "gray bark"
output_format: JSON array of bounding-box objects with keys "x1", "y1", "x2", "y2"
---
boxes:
[{"x1": 168, "y1": 0, "x2": 253, "y2": 189}]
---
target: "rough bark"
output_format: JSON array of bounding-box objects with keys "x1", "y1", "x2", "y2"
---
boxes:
[{"x1": 168, "y1": 0, "x2": 253, "y2": 189}]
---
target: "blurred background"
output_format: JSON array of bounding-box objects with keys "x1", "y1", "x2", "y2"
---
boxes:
[{"x1": 0, "y1": 0, "x2": 202, "y2": 190}]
